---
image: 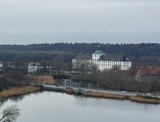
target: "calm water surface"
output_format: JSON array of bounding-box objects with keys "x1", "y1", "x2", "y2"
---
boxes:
[{"x1": 1, "y1": 91, "x2": 160, "y2": 122}]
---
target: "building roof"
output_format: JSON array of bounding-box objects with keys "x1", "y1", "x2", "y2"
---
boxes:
[
  {"x1": 75, "y1": 53, "x2": 92, "y2": 60},
  {"x1": 28, "y1": 62, "x2": 40, "y2": 66},
  {"x1": 99, "y1": 54, "x2": 123, "y2": 61},
  {"x1": 93, "y1": 50, "x2": 105, "y2": 55},
  {"x1": 137, "y1": 68, "x2": 160, "y2": 76}
]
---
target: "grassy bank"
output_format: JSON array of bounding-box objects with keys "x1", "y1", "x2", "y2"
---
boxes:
[
  {"x1": 129, "y1": 96, "x2": 160, "y2": 104},
  {"x1": 83, "y1": 91, "x2": 160, "y2": 104},
  {"x1": 34, "y1": 75, "x2": 56, "y2": 85},
  {"x1": 0, "y1": 86, "x2": 39, "y2": 100},
  {"x1": 84, "y1": 91, "x2": 127, "y2": 100}
]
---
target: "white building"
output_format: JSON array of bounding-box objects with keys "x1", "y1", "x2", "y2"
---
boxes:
[
  {"x1": 28, "y1": 62, "x2": 41, "y2": 73},
  {"x1": 72, "y1": 46, "x2": 132, "y2": 71}
]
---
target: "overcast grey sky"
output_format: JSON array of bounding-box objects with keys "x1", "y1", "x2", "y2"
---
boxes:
[{"x1": 0, "y1": 0, "x2": 160, "y2": 44}]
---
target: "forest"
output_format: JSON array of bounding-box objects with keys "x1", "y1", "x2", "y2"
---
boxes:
[{"x1": 0, "y1": 43, "x2": 159, "y2": 67}]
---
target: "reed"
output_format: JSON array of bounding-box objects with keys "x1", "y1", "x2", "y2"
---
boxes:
[
  {"x1": 84, "y1": 91, "x2": 127, "y2": 100},
  {"x1": 84, "y1": 91, "x2": 160, "y2": 104},
  {"x1": 129, "y1": 96, "x2": 160, "y2": 104},
  {"x1": 0, "y1": 86, "x2": 39, "y2": 100}
]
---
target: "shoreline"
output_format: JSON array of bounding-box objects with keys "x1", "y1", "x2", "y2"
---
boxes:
[
  {"x1": 83, "y1": 91, "x2": 160, "y2": 104},
  {"x1": 0, "y1": 86, "x2": 40, "y2": 101},
  {"x1": 42, "y1": 84, "x2": 160, "y2": 104},
  {"x1": 1, "y1": 85, "x2": 160, "y2": 104},
  {"x1": 44, "y1": 84, "x2": 160, "y2": 104}
]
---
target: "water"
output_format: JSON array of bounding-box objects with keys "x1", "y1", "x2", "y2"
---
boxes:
[{"x1": 1, "y1": 91, "x2": 160, "y2": 122}]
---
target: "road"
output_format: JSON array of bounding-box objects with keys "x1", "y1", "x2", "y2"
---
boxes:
[{"x1": 42, "y1": 84, "x2": 138, "y2": 96}]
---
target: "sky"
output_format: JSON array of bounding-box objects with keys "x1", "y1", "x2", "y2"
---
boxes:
[{"x1": 0, "y1": 0, "x2": 160, "y2": 44}]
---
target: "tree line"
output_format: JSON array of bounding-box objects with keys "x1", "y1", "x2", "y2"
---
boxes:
[
  {"x1": 0, "y1": 43, "x2": 159, "y2": 66},
  {"x1": 0, "y1": 70, "x2": 32, "y2": 92},
  {"x1": 73, "y1": 69, "x2": 160, "y2": 92}
]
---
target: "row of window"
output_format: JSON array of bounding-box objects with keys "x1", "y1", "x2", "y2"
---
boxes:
[
  {"x1": 93, "y1": 54, "x2": 100, "y2": 57},
  {"x1": 94, "y1": 61, "x2": 121, "y2": 65},
  {"x1": 97, "y1": 63, "x2": 121, "y2": 67}
]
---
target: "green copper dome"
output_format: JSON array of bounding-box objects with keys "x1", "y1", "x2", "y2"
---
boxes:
[{"x1": 93, "y1": 50, "x2": 105, "y2": 55}]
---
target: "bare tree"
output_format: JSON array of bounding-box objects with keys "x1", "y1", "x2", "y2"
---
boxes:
[{"x1": 0, "y1": 105, "x2": 20, "y2": 122}]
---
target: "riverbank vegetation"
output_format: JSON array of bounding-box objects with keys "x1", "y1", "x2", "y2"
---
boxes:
[
  {"x1": 72, "y1": 69, "x2": 160, "y2": 92},
  {"x1": 84, "y1": 91, "x2": 127, "y2": 100},
  {"x1": 0, "y1": 71, "x2": 33, "y2": 92},
  {"x1": 84, "y1": 91, "x2": 160, "y2": 104},
  {"x1": 0, "y1": 86, "x2": 39, "y2": 100}
]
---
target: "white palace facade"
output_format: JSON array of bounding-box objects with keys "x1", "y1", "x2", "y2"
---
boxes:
[{"x1": 72, "y1": 46, "x2": 132, "y2": 71}]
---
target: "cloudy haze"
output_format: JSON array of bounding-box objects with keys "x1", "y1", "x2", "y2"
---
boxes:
[{"x1": 0, "y1": 0, "x2": 160, "y2": 44}]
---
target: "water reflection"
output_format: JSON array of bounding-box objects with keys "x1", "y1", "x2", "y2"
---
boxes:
[
  {"x1": 0, "y1": 91, "x2": 42, "y2": 107},
  {"x1": 10, "y1": 91, "x2": 42, "y2": 102},
  {"x1": 0, "y1": 91, "x2": 160, "y2": 122}
]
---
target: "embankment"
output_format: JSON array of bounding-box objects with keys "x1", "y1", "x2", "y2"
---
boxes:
[
  {"x1": 84, "y1": 91, "x2": 128, "y2": 100},
  {"x1": 84, "y1": 91, "x2": 160, "y2": 104},
  {"x1": 129, "y1": 96, "x2": 160, "y2": 104}
]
